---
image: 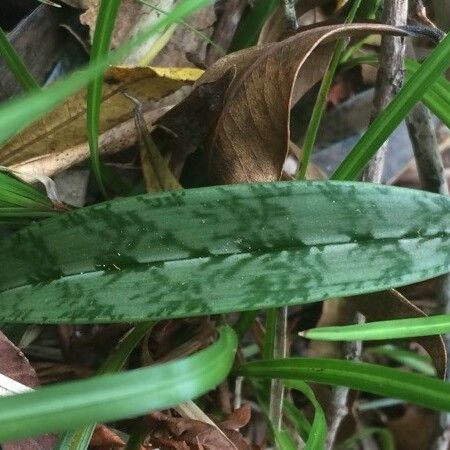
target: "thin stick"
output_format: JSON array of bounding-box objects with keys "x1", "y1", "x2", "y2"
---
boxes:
[
  {"x1": 362, "y1": 0, "x2": 408, "y2": 182},
  {"x1": 325, "y1": 312, "x2": 364, "y2": 450},
  {"x1": 268, "y1": 306, "x2": 288, "y2": 431},
  {"x1": 326, "y1": 2, "x2": 408, "y2": 447},
  {"x1": 268, "y1": 3, "x2": 298, "y2": 437}
]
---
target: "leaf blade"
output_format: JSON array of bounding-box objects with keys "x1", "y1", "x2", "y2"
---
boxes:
[
  {"x1": 239, "y1": 357, "x2": 450, "y2": 411},
  {"x1": 87, "y1": 0, "x2": 121, "y2": 197},
  {"x1": 302, "y1": 314, "x2": 450, "y2": 342},
  {"x1": 0, "y1": 181, "x2": 449, "y2": 323},
  {"x1": 0, "y1": 326, "x2": 236, "y2": 442}
]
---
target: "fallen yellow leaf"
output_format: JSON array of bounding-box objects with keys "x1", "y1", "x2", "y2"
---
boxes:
[{"x1": 0, "y1": 66, "x2": 203, "y2": 177}]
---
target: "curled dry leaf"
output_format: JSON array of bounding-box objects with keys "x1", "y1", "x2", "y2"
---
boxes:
[
  {"x1": 0, "y1": 331, "x2": 38, "y2": 391},
  {"x1": 79, "y1": 0, "x2": 145, "y2": 48},
  {"x1": 157, "y1": 23, "x2": 427, "y2": 185},
  {"x1": 0, "y1": 66, "x2": 202, "y2": 177},
  {"x1": 90, "y1": 424, "x2": 125, "y2": 447},
  {"x1": 0, "y1": 331, "x2": 56, "y2": 450},
  {"x1": 76, "y1": 0, "x2": 216, "y2": 66},
  {"x1": 218, "y1": 404, "x2": 251, "y2": 431},
  {"x1": 148, "y1": 407, "x2": 255, "y2": 450},
  {"x1": 151, "y1": 5, "x2": 217, "y2": 68},
  {"x1": 131, "y1": 96, "x2": 181, "y2": 192},
  {"x1": 348, "y1": 289, "x2": 448, "y2": 379}
]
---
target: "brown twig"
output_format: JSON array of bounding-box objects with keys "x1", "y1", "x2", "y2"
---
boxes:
[
  {"x1": 325, "y1": 2, "x2": 408, "y2": 447},
  {"x1": 205, "y1": 0, "x2": 247, "y2": 65},
  {"x1": 324, "y1": 312, "x2": 364, "y2": 450},
  {"x1": 267, "y1": 3, "x2": 299, "y2": 437},
  {"x1": 362, "y1": 0, "x2": 408, "y2": 182},
  {"x1": 268, "y1": 307, "x2": 288, "y2": 431}
]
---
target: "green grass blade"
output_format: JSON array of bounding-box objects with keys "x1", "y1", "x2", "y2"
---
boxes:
[
  {"x1": 0, "y1": 325, "x2": 236, "y2": 442},
  {"x1": 229, "y1": 0, "x2": 279, "y2": 51},
  {"x1": 238, "y1": 357, "x2": 450, "y2": 411},
  {"x1": 284, "y1": 380, "x2": 326, "y2": 450},
  {"x1": 297, "y1": 0, "x2": 362, "y2": 180},
  {"x1": 233, "y1": 311, "x2": 259, "y2": 341},
  {"x1": 344, "y1": 54, "x2": 450, "y2": 128},
  {"x1": 366, "y1": 345, "x2": 435, "y2": 376},
  {"x1": 274, "y1": 429, "x2": 298, "y2": 450},
  {"x1": 0, "y1": 0, "x2": 212, "y2": 149},
  {"x1": 1, "y1": 181, "x2": 450, "y2": 323},
  {"x1": 338, "y1": 427, "x2": 395, "y2": 450},
  {"x1": 56, "y1": 321, "x2": 154, "y2": 450},
  {"x1": 284, "y1": 400, "x2": 311, "y2": 441},
  {"x1": 0, "y1": 26, "x2": 40, "y2": 93},
  {"x1": 332, "y1": 32, "x2": 450, "y2": 180},
  {"x1": 423, "y1": 89, "x2": 450, "y2": 128},
  {"x1": 87, "y1": 0, "x2": 121, "y2": 197},
  {"x1": 405, "y1": 58, "x2": 450, "y2": 105},
  {"x1": 0, "y1": 172, "x2": 55, "y2": 222},
  {"x1": 302, "y1": 314, "x2": 450, "y2": 342}
]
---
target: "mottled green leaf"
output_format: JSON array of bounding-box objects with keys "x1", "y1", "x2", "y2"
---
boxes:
[{"x1": 0, "y1": 181, "x2": 449, "y2": 323}]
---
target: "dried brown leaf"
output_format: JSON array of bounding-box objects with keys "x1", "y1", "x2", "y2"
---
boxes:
[
  {"x1": 0, "y1": 331, "x2": 56, "y2": 450},
  {"x1": 132, "y1": 98, "x2": 181, "y2": 192},
  {"x1": 219, "y1": 404, "x2": 251, "y2": 431},
  {"x1": 90, "y1": 424, "x2": 125, "y2": 447},
  {"x1": 78, "y1": 0, "x2": 147, "y2": 48},
  {"x1": 0, "y1": 331, "x2": 39, "y2": 389},
  {"x1": 207, "y1": 24, "x2": 414, "y2": 184},
  {"x1": 157, "y1": 23, "x2": 416, "y2": 185},
  {"x1": 148, "y1": 407, "x2": 254, "y2": 450},
  {"x1": 0, "y1": 67, "x2": 201, "y2": 177}
]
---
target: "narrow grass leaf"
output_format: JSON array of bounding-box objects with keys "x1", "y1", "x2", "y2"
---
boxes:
[
  {"x1": 344, "y1": 54, "x2": 450, "y2": 128},
  {"x1": 338, "y1": 427, "x2": 395, "y2": 450},
  {"x1": 0, "y1": 326, "x2": 236, "y2": 442},
  {"x1": 297, "y1": 0, "x2": 362, "y2": 179},
  {"x1": 284, "y1": 400, "x2": 311, "y2": 441},
  {"x1": 229, "y1": 0, "x2": 279, "y2": 51},
  {"x1": 239, "y1": 357, "x2": 450, "y2": 411},
  {"x1": 87, "y1": 0, "x2": 121, "y2": 197},
  {"x1": 284, "y1": 380, "x2": 326, "y2": 450},
  {"x1": 1, "y1": 181, "x2": 450, "y2": 323},
  {"x1": 366, "y1": 345, "x2": 435, "y2": 376},
  {"x1": 0, "y1": 172, "x2": 54, "y2": 223},
  {"x1": 274, "y1": 429, "x2": 298, "y2": 450},
  {"x1": 302, "y1": 314, "x2": 450, "y2": 342},
  {"x1": 332, "y1": 32, "x2": 450, "y2": 180},
  {"x1": 0, "y1": 26, "x2": 40, "y2": 93},
  {"x1": 55, "y1": 321, "x2": 154, "y2": 450}
]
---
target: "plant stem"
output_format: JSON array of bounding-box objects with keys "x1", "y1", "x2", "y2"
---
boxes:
[{"x1": 268, "y1": 306, "x2": 288, "y2": 432}]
